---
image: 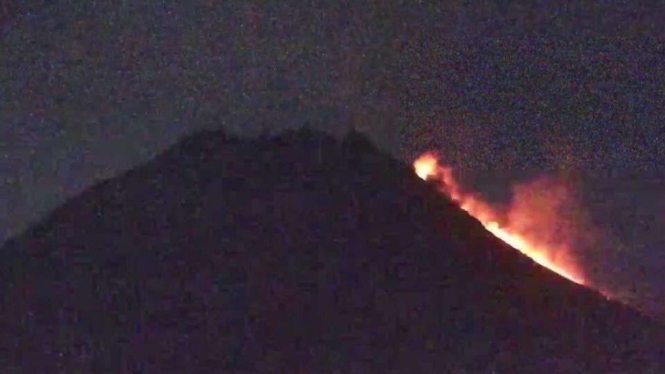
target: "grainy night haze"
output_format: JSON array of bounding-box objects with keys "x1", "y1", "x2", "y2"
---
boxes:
[{"x1": 1, "y1": 2, "x2": 664, "y2": 316}]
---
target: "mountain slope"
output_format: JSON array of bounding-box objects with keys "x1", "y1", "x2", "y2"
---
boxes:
[{"x1": 1, "y1": 128, "x2": 663, "y2": 373}]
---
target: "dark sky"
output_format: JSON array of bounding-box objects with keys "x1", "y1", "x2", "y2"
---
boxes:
[{"x1": 1, "y1": 2, "x2": 664, "y2": 313}]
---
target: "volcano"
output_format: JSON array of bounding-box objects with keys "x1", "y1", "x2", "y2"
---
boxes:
[{"x1": 1, "y1": 127, "x2": 663, "y2": 373}]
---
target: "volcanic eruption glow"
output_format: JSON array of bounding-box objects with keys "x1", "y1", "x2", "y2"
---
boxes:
[{"x1": 414, "y1": 153, "x2": 586, "y2": 285}]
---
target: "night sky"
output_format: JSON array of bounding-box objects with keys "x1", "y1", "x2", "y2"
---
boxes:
[{"x1": 1, "y1": 2, "x2": 664, "y2": 313}]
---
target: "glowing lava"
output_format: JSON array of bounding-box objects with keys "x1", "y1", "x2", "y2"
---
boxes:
[
  {"x1": 414, "y1": 152, "x2": 586, "y2": 285},
  {"x1": 413, "y1": 153, "x2": 439, "y2": 180}
]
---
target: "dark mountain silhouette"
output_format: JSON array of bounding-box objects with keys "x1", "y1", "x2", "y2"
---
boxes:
[{"x1": 1, "y1": 127, "x2": 663, "y2": 373}]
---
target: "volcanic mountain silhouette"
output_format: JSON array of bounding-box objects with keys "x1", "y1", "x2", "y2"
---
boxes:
[{"x1": 1, "y1": 128, "x2": 663, "y2": 373}]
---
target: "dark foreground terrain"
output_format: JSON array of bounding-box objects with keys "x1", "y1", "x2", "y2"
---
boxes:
[{"x1": 1, "y1": 128, "x2": 663, "y2": 373}]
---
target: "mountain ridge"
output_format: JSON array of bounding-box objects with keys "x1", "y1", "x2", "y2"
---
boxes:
[{"x1": 1, "y1": 127, "x2": 663, "y2": 373}]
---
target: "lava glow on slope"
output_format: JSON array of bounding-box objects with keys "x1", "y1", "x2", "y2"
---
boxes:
[{"x1": 414, "y1": 153, "x2": 586, "y2": 285}]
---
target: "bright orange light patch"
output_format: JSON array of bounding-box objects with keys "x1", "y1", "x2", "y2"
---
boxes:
[
  {"x1": 413, "y1": 153, "x2": 586, "y2": 285},
  {"x1": 413, "y1": 152, "x2": 439, "y2": 180}
]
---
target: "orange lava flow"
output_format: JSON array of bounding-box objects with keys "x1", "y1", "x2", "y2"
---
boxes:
[{"x1": 414, "y1": 153, "x2": 586, "y2": 285}]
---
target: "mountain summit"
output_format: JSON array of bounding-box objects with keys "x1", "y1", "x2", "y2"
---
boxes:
[{"x1": 1, "y1": 128, "x2": 663, "y2": 373}]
